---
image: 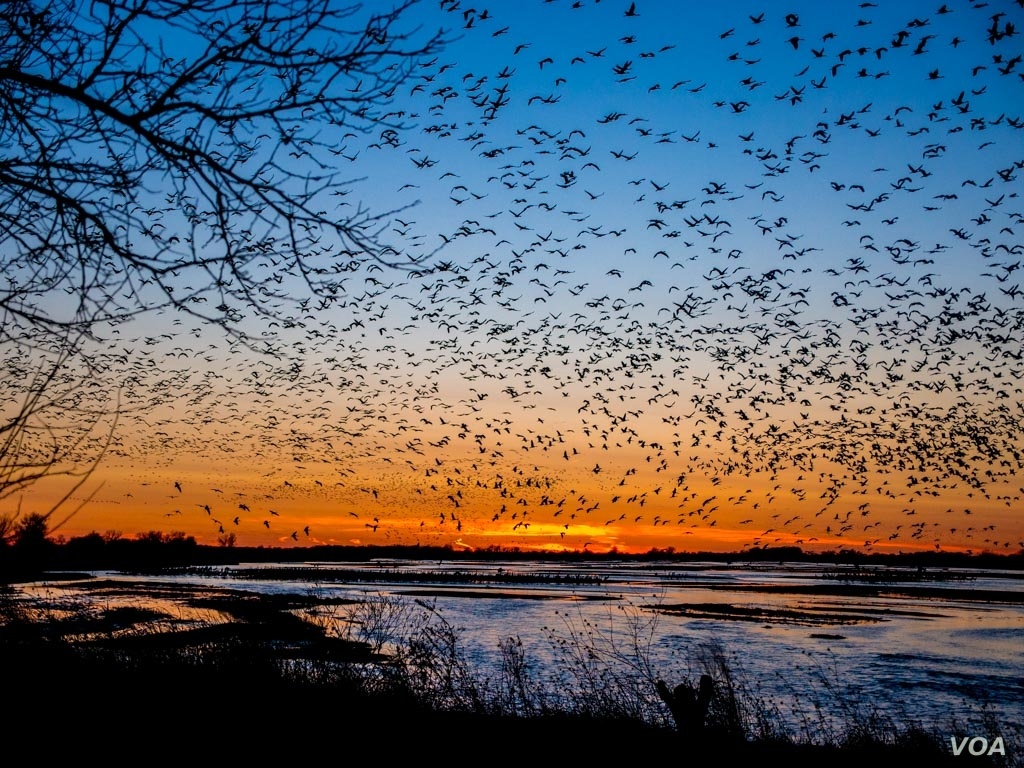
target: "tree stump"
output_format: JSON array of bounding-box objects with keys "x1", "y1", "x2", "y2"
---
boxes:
[{"x1": 657, "y1": 674, "x2": 715, "y2": 736}]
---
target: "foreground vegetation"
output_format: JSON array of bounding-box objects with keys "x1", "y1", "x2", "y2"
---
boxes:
[{"x1": 1, "y1": 583, "x2": 1015, "y2": 765}]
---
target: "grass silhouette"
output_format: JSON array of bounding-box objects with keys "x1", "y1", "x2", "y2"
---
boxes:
[{"x1": 1, "y1": 584, "x2": 1016, "y2": 766}]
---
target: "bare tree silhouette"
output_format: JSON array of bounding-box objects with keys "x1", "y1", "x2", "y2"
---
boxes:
[
  {"x1": 0, "y1": 0, "x2": 447, "y2": 540},
  {"x1": 0, "y1": 329, "x2": 118, "y2": 547},
  {"x1": 1, "y1": 0, "x2": 446, "y2": 343}
]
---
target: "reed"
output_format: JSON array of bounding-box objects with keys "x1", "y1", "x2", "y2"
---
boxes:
[{"x1": 1, "y1": 586, "x2": 1015, "y2": 766}]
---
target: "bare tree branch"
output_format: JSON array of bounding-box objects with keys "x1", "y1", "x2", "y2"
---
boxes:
[
  {"x1": 0, "y1": 0, "x2": 449, "y2": 535},
  {"x1": 1, "y1": 0, "x2": 448, "y2": 344}
]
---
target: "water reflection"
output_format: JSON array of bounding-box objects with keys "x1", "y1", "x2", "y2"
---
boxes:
[{"x1": 16, "y1": 559, "x2": 1023, "y2": 731}]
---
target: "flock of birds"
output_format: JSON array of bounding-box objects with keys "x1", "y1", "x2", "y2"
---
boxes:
[{"x1": 27, "y1": 0, "x2": 1024, "y2": 553}]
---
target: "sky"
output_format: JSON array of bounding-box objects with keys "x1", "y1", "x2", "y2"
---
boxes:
[{"x1": 4, "y1": 0, "x2": 1023, "y2": 554}]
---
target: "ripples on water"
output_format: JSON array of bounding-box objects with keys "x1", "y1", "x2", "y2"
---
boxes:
[{"x1": 20, "y1": 559, "x2": 1024, "y2": 736}]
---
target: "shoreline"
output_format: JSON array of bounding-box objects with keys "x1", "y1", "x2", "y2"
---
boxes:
[{"x1": 4, "y1": 576, "x2": 1016, "y2": 767}]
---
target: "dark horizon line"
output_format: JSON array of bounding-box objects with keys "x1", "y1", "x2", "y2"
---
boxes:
[{"x1": 13, "y1": 533, "x2": 1024, "y2": 575}]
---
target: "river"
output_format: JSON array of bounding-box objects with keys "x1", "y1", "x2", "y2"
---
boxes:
[{"x1": 17, "y1": 558, "x2": 1023, "y2": 743}]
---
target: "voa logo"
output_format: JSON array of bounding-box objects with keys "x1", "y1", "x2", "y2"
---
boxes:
[{"x1": 951, "y1": 736, "x2": 1006, "y2": 757}]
